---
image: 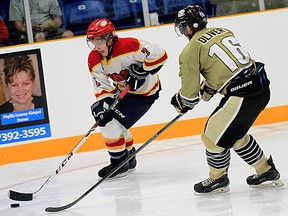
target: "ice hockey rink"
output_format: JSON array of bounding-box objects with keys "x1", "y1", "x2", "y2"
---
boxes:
[{"x1": 0, "y1": 121, "x2": 287, "y2": 216}]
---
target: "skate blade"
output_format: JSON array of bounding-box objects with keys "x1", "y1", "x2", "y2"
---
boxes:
[
  {"x1": 98, "y1": 171, "x2": 129, "y2": 181},
  {"x1": 249, "y1": 179, "x2": 284, "y2": 188},
  {"x1": 194, "y1": 186, "x2": 230, "y2": 196}
]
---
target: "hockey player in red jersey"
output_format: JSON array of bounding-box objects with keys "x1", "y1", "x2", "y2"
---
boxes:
[
  {"x1": 86, "y1": 18, "x2": 168, "y2": 179},
  {"x1": 170, "y1": 5, "x2": 283, "y2": 194}
]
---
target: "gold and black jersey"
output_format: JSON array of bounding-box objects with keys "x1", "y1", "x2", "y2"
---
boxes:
[{"x1": 178, "y1": 27, "x2": 254, "y2": 100}]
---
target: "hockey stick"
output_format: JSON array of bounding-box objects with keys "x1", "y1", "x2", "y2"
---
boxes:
[
  {"x1": 45, "y1": 113, "x2": 183, "y2": 212},
  {"x1": 8, "y1": 85, "x2": 130, "y2": 201}
]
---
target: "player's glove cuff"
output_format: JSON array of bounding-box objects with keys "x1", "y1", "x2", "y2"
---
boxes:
[
  {"x1": 91, "y1": 97, "x2": 113, "y2": 127},
  {"x1": 129, "y1": 64, "x2": 150, "y2": 80},
  {"x1": 171, "y1": 92, "x2": 198, "y2": 114},
  {"x1": 200, "y1": 79, "x2": 217, "y2": 101}
]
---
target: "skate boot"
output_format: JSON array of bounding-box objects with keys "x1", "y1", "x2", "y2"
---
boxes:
[
  {"x1": 128, "y1": 147, "x2": 137, "y2": 172},
  {"x1": 98, "y1": 150, "x2": 129, "y2": 180},
  {"x1": 246, "y1": 156, "x2": 284, "y2": 188},
  {"x1": 194, "y1": 174, "x2": 230, "y2": 195}
]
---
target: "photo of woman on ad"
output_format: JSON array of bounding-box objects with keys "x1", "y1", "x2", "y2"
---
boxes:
[
  {"x1": 0, "y1": 55, "x2": 43, "y2": 114},
  {"x1": 0, "y1": 49, "x2": 51, "y2": 145}
]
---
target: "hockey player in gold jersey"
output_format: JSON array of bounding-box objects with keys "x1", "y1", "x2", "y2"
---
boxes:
[
  {"x1": 86, "y1": 18, "x2": 168, "y2": 179},
  {"x1": 170, "y1": 5, "x2": 284, "y2": 195}
]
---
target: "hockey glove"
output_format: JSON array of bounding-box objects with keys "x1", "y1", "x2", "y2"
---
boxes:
[
  {"x1": 171, "y1": 92, "x2": 198, "y2": 114},
  {"x1": 91, "y1": 97, "x2": 113, "y2": 127},
  {"x1": 127, "y1": 64, "x2": 149, "y2": 91},
  {"x1": 200, "y1": 79, "x2": 217, "y2": 101}
]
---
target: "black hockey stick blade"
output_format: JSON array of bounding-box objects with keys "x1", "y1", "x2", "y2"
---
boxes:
[
  {"x1": 45, "y1": 113, "x2": 183, "y2": 212},
  {"x1": 8, "y1": 190, "x2": 33, "y2": 201}
]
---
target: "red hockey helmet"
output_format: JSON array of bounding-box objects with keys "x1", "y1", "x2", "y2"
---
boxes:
[{"x1": 86, "y1": 18, "x2": 116, "y2": 41}]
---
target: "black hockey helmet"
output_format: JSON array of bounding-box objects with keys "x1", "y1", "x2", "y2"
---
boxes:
[{"x1": 174, "y1": 5, "x2": 208, "y2": 37}]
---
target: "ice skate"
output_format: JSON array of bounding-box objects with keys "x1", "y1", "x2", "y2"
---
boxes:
[
  {"x1": 194, "y1": 174, "x2": 230, "y2": 196},
  {"x1": 98, "y1": 150, "x2": 129, "y2": 180},
  {"x1": 128, "y1": 147, "x2": 137, "y2": 173},
  {"x1": 246, "y1": 156, "x2": 284, "y2": 188}
]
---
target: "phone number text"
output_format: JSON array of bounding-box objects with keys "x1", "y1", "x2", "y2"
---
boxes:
[
  {"x1": 0, "y1": 124, "x2": 51, "y2": 145},
  {"x1": 0, "y1": 127, "x2": 46, "y2": 142}
]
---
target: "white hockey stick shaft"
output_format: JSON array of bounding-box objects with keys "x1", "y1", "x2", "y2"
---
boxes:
[{"x1": 8, "y1": 85, "x2": 130, "y2": 201}]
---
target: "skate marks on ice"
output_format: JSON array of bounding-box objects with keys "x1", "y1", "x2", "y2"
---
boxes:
[{"x1": 0, "y1": 122, "x2": 287, "y2": 215}]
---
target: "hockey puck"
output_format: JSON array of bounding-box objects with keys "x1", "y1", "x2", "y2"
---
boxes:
[{"x1": 10, "y1": 203, "x2": 20, "y2": 208}]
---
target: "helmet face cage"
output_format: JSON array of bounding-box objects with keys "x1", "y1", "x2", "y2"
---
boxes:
[
  {"x1": 86, "y1": 33, "x2": 113, "y2": 50},
  {"x1": 174, "y1": 5, "x2": 207, "y2": 37},
  {"x1": 174, "y1": 12, "x2": 189, "y2": 37}
]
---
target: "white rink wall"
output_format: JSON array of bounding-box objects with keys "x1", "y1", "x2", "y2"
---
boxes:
[{"x1": 1, "y1": 9, "x2": 287, "y2": 141}]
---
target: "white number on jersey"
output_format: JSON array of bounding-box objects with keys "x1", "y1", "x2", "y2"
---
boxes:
[{"x1": 208, "y1": 36, "x2": 251, "y2": 72}]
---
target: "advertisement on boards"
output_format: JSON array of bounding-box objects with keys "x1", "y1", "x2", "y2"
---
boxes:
[{"x1": 0, "y1": 49, "x2": 51, "y2": 145}]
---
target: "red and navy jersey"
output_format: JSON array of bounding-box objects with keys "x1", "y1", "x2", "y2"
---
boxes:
[{"x1": 88, "y1": 37, "x2": 168, "y2": 100}]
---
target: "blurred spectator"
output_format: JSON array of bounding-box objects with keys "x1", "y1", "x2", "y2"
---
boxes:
[
  {"x1": 0, "y1": 18, "x2": 9, "y2": 46},
  {"x1": 9, "y1": 0, "x2": 74, "y2": 43}
]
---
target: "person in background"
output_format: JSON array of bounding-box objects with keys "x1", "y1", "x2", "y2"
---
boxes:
[
  {"x1": 86, "y1": 18, "x2": 168, "y2": 179},
  {"x1": 9, "y1": 0, "x2": 73, "y2": 43},
  {"x1": 170, "y1": 5, "x2": 283, "y2": 195},
  {"x1": 0, "y1": 18, "x2": 9, "y2": 46},
  {"x1": 0, "y1": 55, "x2": 43, "y2": 114}
]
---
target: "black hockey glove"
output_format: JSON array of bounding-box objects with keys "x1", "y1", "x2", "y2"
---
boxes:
[
  {"x1": 127, "y1": 64, "x2": 149, "y2": 91},
  {"x1": 200, "y1": 79, "x2": 217, "y2": 101},
  {"x1": 171, "y1": 92, "x2": 198, "y2": 114},
  {"x1": 91, "y1": 97, "x2": 113, "y2": 127}
]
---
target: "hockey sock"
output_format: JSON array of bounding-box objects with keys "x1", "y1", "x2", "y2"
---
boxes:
[
  {"x1": 206, "y1": 148, "x2": 231, "y2": 179},
  {"x1": 233, "y1": 134, "x2": 269, "y2": 174}
]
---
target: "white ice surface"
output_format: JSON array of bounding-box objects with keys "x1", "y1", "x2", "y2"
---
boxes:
[{"x1": 0, "y1": 122, "x2": 287, "y2": 216}]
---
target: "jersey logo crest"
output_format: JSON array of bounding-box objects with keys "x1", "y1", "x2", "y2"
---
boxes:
[{"x1": 109, "y1": 69, "x2": 129, "y2": 82}]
